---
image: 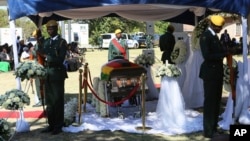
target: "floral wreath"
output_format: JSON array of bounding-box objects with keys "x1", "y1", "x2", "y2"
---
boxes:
[
  {"x1": 156, "y1": 64, "x2": 181, "y2": 78},
  {"x1": 223, "y1": 59, "x2": 238, "y2": 92},
  {"x1": 134, "y1": 53, "x2": 155, "y2": 67},
  {"x1": 170, "y1": 40, "x2": 187, "y2": 64},
  {"x1": 0, "y1": 118, "x2": 11, "y2": 140},
  {"x1": 14, "y1": 61, "x2": 47, "y2": 81},
  {"x1": 191, "y1": 18, "x2": 209, "y2": 51},
  {"x1": 0, "y1": 89, "x2": 30, "y2": 110}
]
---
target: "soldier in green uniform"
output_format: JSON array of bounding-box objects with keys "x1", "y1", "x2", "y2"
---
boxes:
[
  {"x1": 40, "y1": 20, "x2": 68, "y2": 135},
  {"x1": 108, "y1": 29, "x2": 129, "y2": 61},
  {"x1": 199, "y1": 15, "x2": 228, "y2": 139}
]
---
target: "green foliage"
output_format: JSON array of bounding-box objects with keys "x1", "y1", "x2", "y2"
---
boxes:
[
  {"x1": 0, "y1": 10, "x2": 169, "y2": 46},
  {"x1": 0, "y1": 10, "x2": 9, "y2": 27},
  {"x1": 155, "y1": 21, "x2": 169, "y2": 34}
]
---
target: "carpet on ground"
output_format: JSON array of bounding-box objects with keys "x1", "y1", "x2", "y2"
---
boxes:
[{"x1": 0, "y1": 110, "x2": 45, "y2": 118}]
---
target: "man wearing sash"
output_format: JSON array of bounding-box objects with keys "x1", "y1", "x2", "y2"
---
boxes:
[{"x1": 108, "y1": 29, "x2": 129, "y2": 61}]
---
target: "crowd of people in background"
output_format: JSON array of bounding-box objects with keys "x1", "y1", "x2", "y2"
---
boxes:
[
  {"x1": 0, "y1": 37, "x2": 82, "y2": 72},
  {"x1": 219, "y1": 29, "x2": 245, "y2": 54}
]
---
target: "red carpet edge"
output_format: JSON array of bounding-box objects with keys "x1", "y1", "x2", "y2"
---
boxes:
[{"x1": 0, "y1": 110, "x2": 46, "y2": 118}]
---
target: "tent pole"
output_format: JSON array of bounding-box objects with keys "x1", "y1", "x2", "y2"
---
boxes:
[
  {"x1": 194, "y1": 16, "x2": 198, "y2": 26},
  {"x1": 38, "y1": 17, "x2": 43, "y2": 29},
  {"x1": 9, "y1": 20, "x2": 22, "y2": 90},
  {"x1": 241, "y1": 16, "x2": 248, "y2": 84}
]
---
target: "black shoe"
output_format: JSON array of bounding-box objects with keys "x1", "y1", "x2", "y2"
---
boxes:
[
  {"x1": 51, "y1": 128, "x2": 62, "y2": 135},
  {"x1": 33, "y1": 102, "x2": 42, "y2": 107},
  {"x1": 41, "y1": 126, "x2": 53, "y2": 133}
]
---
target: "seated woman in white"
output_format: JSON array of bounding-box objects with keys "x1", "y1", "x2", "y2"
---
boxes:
[{"x1": 20, "y1": 47, "x2": 30, "y2": 62}]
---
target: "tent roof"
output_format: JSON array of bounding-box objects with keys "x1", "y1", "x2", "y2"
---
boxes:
[{"x1": 7, "y1": 0, "x2": 250, "y2": 22}]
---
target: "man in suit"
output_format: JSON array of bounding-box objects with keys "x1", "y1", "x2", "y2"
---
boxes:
[
  {"x1": 199, "y1": 15, "x2": 227, "y2": 139},
  {"x1": 159, "y1": 25, "x2": 176, "y2": 64},
  {"x1": 40, "y1": 20, "x2": 68, "y2": 135},
  {"x1": 220, "y1": 29, "x2": 231, "y2": 50},
  {"x1": 108, "y1": 29, "x2": 129, "y2": 61}
]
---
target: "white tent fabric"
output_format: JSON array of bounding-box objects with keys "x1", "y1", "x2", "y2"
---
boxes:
[{"x1": 41, "y1": 5, "x2": 205, "y2": 21}]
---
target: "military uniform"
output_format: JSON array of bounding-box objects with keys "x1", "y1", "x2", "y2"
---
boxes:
[
  {"x1": 199, "y1": 15, "x2": 227, "y2": 138},
  {"x1": 41, "y1": 20, "x2": 68, "y2": 135},
  {"x1": 43, "y1": 35, "x2": 68, "y2": 131},
  {"x1": 108, "y1": 29, "x2": 129, "y2": 61}
]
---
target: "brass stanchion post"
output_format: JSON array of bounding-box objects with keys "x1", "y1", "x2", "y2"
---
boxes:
[
  {"x1": 83, "y1": 63, "x2": 88, "y2": 112},
  {"x1": 136, "y1": 73, "x2": 151, "y2": 131},
  {"x1": 77, "y1": 69, "x2": 83, "y2": 125}
]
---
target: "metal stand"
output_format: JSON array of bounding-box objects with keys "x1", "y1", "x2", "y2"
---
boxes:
[
  {"x1": 73, "y1": 68, "x2": 83, "y2": 126},
  {"x1": 136, "y1": 73, "x2": 152, "y2": 131}
]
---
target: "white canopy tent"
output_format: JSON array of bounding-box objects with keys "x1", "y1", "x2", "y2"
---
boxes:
[{"x1": 2, "y1": 0, "x2": 250, "y2": 95}]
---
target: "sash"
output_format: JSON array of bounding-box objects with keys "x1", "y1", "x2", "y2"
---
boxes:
[{"x1": 111, "y1": 39, "x2": 127, "y2": 59}]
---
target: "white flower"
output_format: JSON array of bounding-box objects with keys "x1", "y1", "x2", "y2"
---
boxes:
[
  {"x1": 14, "y1": 60, "x2": 47, "y2": 81},
  {"x1": 0, "y1": 118, "x2": 11, "y2": 140},
  {"x1": 191, "y1": 18, "x2": 209, "y2": 51},
  {"x1": 134, "y1": 54, "x2": 155, "y2": 66},
  {"x1": 170, "y1": 40, "x2": 187, "y2": 64},
  {"x1": 156, "y1": 64, "x2": 181, "y2": 78},
  {"x1": 64, "y1": 98, "x2": 78, "y2": 126},
  {"x1": 0, "y1": 89, "x2": 30, "y2": 110}
]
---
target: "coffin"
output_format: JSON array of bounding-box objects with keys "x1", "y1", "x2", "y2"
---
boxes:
[{"x1": 100, "y1": 59, "x2": 147, "y2": 98}]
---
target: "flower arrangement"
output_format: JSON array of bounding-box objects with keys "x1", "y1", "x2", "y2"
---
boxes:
[
  {"x1": 0, "y1": 118, "x2": 11, "y2": 140},
  {"x1": 0, "y1": 89, "x2": 30, "y2": 110},
  {"x1": 191, "y1": 18, "x2": 209, "y2": 51},
  {"x1": 223, "y1": 59, "x2": 238, "y2": 92},
  {"x1": 170, "y1": 40, "x2": 187, "y2": 64},
  {"x1": 14, "y1": 61, "x2": 47, "y2": 81},
  {"x1": 134, "y1": 53, "x2": 155, "y2": 67},
  {"x1": 64, "y1": 98, "x2": 78, "y2": 126},
  {"x1": 155, "y1": 64, "x2": 181, "y2": 78}
]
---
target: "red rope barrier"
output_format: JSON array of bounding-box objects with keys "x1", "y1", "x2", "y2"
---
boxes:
[{"x1": 84, "y1": 79, "x2": 140, "y2": 106}]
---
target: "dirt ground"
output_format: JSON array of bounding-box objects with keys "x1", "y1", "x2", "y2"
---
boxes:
[{"x1": 0, "y1": 48, "x2": 231, "y2": 141}]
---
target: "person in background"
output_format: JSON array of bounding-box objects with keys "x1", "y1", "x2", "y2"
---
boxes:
[
  {"x1": 40, "y1": 20, "x2": 68, "y2": 135},
  {"x1": 98, "y1": 35, "x2": 103, "y2": 51},
  {"x1": 16, "y1": 36, "x2": 22, "y2": 57},
  {"x1": 108, "y1": 29, "x2": 129, "y2": 61},
  {"x1": 220, "y1": 29, "x2": 231, "y2": 51},
  {"x1": 199, "y1": 15, "x2": 228, "y2": 139},
  {"x1": 159, "y1": 25, "x2": 176, "y2": 64},
  {"x1": 29, "y1": 29, "x2": 44, "y2": 107},
  {"x1": 20, "y1": 46, "x2": 30, "y2": 62}
]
